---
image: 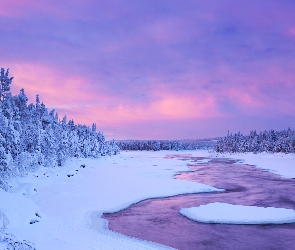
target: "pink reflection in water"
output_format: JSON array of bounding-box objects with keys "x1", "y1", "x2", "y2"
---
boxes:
[{"x1": 103, "y1": 156, "x2": 295, "y2": 250}]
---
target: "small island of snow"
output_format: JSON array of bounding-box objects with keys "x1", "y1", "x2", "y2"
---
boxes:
[{"x1": 179, "y1": 202, "x2": 295, "y2": 224}]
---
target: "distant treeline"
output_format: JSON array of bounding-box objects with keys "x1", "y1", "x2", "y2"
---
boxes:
[
  {"x1": 117, "y1": 139, "x2": 216, "y2": 151},
  {"x1": 215, "y1": 129, "x2": 295, "y2": 153}
]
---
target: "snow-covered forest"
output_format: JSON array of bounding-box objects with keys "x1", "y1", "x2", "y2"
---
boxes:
[
  {"x1": 0, "y1": 68, "x2": 119, "y2": 190},
  {"x1": 215, "y1": 129, "x2": 295, "y2": 153},
  {"x1": 117, "y1": 139, "x2": 215, "y2": 151}
]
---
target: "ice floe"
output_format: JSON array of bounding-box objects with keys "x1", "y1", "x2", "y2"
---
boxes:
[{"x1": 179, "y1": 202, "x2": 295, "y2": 224}]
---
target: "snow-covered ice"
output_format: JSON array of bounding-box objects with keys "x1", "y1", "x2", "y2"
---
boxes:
[
  {"x1": 0, "y1": 150, "x2": 222, "y2": 250},
  {"x1": 209, "y1": 152, "x2": 295, "y2": 179},
  {"x1": 179, "y1": 202, "x2": 295, "y2": 224},
  {"x1": 194, "y1": 158, "x2": 211, "y2": 164}
]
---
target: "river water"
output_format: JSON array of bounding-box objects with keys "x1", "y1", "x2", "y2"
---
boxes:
[{"x1": 103, "y1": 156, "x2": 295, "y2": 250}]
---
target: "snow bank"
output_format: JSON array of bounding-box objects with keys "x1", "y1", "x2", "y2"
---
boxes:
[
  {"x1": 179, "y1": 202, "x2": 295, "y2": 224},
  {"x1": 0, "y1": 188, "x2": 41, "y2": 230}
]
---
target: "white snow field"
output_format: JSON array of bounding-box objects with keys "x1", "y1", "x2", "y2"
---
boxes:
[
  {"x1": 0, "y1": 150, "x2": 223, "y2": 250},
  {"x1": 179, "y1": 202, "x2": 295, "y2": 224}
]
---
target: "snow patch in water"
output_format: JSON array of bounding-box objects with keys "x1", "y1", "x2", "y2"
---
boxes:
[{"x1": 179, "y1": 202, "x2": 295, "y2": 224}]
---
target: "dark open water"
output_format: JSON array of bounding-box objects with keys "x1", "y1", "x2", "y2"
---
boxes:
[{"x1": 103, "y1": 156, "x2": 295, "y2": 250}]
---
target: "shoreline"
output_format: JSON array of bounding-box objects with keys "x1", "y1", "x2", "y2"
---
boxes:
[{"x1": 1, "y1": 150, "x2": 295, "y2": 249}]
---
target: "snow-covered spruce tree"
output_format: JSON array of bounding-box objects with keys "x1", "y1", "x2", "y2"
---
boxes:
[
  {"x1": 215, "y1": 129, "x2": 295, "y2": 154},
  {"x1": 0, "y1": 68, "x2": 13, "y2": 101},
  {"x1": 0, "y1": 68, "x2": 120, "y2": 190}
]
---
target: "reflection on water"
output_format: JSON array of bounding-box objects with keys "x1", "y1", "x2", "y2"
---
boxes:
[{"x1": 103, "y1": 156, "x2": 295, "y2": 250}]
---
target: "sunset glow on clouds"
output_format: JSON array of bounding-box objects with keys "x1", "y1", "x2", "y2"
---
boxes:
[{"x1": 1, "y1": 0, "x2": 295, "y2": 139}]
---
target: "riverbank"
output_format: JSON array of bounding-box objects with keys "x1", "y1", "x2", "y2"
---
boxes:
[
  {"x1": 0, "y1": 150, "x2": 220, "y2": 249},
  {"x1": 0, "y1": 150, "x2": 294, "y2": 249},
  {"x1": 210, "y1": 151, "x2": 295, "y2": 178},
  {"x1": 104, "y1": 154, "x2": 295, "y2": 249}
]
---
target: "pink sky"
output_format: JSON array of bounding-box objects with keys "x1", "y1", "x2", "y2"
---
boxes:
[{"x1": 1, "y1": 1, "x2": 295, "y2": 139}]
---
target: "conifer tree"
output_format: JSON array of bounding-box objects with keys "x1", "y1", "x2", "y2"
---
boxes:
[
  {"x1": 0, "y1": 68, "x2": 13, "y2": 101},
  {"x1": 0, "y1": 67, "x2": 120, "y2": 190}
]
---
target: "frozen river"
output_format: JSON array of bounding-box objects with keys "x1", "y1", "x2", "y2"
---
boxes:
[{"x1": 103, "y1": 156, "x2": 295, "y2": 249}]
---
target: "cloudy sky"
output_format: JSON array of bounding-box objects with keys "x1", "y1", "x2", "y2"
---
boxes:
[{"x1": 1, "y1": 0, "x2": 295, "y2": 139}]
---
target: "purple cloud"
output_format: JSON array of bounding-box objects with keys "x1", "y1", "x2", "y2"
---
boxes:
[{"x1": 1, "y1": 0, "x2": 295, "y2": 139}]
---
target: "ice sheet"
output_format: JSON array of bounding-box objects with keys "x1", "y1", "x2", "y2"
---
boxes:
[{"x1": 180, "y1": 202, "x2": 295, "y2": 224}]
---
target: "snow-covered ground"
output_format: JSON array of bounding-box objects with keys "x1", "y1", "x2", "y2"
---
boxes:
[
  {"x1": 0, "y1": 151, "x2": 222, "y2": 250},
  {"x1": 179, "y1": 202, "x2": 295, "y2": 224},
  {"x1": 0, "y1": 150, "x2": 294, "y2": 249}
]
